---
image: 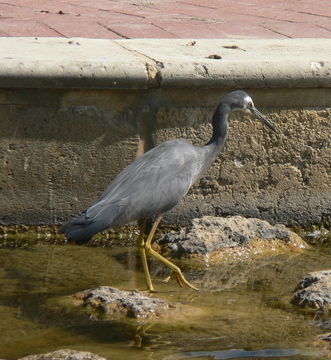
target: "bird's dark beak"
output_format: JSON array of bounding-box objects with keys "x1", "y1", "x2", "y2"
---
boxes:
[{"x1": 250, "y1": 107, "x2": 276, "y2": 132}]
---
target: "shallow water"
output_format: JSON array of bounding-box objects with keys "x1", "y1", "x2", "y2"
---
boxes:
[{"x1": 0, "y1": 236, "x2": 330, "y2": 360}]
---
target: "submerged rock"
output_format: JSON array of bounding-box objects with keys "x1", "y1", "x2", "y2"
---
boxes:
[
  {"x1": 291, "y1": 270, "x2": 331, "y2": 311},
  {"x1": 72, "y1": 286, "x2": 174, "y2": 319},
  {"x1": 318, "y1": 319, "x2": 331, "y2": 331},
  {"x1": 313, "y1": 333, "x2": 331, "y2": 357},
  {"x1": 18, "y1": 349, "x2": 106, "y2": 360},
  {"x1": 158, "y1": 216, "x2": 308, "y2": 264}
]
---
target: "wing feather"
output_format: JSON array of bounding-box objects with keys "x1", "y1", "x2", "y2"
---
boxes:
[{"x1": 86, "y1": 139, "x2": 200, "y2": 226}]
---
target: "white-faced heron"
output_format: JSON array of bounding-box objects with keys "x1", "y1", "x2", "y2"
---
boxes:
[{"x1": 62, "y1": 90, "x2": 276, "y2": 291}]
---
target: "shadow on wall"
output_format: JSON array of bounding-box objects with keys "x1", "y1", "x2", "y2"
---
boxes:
[
  {"x1": 0, "y1": 89, "x2": 142, "y2": 144},
  {"x1": 0, "y1": 87, "x2": 237, "y2": 144}
]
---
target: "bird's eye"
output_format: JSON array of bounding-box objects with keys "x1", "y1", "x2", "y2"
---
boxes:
[{"x1": 244, "y1": 95, "x2": 254, "y2": 109}]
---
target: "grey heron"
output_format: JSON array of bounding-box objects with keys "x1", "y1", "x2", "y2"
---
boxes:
[{"x1": 62, "y1": 90, "x2": 276, "y2": 291}]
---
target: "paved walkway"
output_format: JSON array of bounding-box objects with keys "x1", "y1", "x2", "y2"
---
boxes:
[{"x1": 0, "y1": 0, "x2": 330, "y2": 39}]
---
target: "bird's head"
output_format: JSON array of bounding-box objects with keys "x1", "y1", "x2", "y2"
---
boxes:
[{"x1": 223, "y1": 90, "x2": 276, "y2": 132}]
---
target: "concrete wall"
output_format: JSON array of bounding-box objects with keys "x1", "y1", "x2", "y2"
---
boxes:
[{"x1": 0, "y1": 38, "x2": 330, "y2": 227}]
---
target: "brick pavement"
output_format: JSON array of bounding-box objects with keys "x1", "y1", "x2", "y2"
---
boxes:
[{"x1": 0, "y1": 0, "x2": 330, "y2": 39}]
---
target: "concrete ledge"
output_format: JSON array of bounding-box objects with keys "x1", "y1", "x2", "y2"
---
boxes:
[
  {"x1": 0, "y1": 37, "x2": 330, "y2": 227},
  {"x1": 1, "y1": 38, "x2": 331, "y2": 89}
]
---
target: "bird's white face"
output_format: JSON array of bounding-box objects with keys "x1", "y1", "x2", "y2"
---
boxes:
[
  {"x1": 244, "y1": 95, "x2": 254, "y2": 109},
  {"x1": 230, "y1": 94, "x2": 254, "y2": 113},
  {"x1": 242, "y1": 95, "x2": 254, "y2": 115},
  {"x1": 225, "y1": 90, "x2": 276, "y2": 131}
]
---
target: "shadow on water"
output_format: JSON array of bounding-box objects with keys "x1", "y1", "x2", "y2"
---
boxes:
[
  {"x1": 0, "y1": 233, "x2": 330, "y2": 359},
  {"x1": 177, "y1": 347, "x2": 319, "y2": 359}
]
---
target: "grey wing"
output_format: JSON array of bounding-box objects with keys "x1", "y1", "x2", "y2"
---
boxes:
[{"x1": 85, "y1": 140, "x2": 199, "y2": 227}]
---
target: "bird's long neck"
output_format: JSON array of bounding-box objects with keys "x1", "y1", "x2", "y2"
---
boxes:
[
  {"x1": 190, "y1": 102, "x2": 230, "y2": 184},
  {"x1": 205, "y1": 103, "x2": 229, "y2": 152}
]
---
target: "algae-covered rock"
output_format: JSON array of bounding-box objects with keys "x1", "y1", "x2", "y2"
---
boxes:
[
  {"x1": 291, "y1": 270, "x2": 331, "y2": 311},
  {"x1": 18, "y1": 349, "x2": 106, "y2": 360},
  {"x1": 72, "y1": 286, "x2": 174, "y2": 319},
  {"x1": 158, "y1": 216, "x2": 308, "y2": 264}
]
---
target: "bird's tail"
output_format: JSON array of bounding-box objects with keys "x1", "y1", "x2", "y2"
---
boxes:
[{"x1": 61, "y1": 212, "x2": 108, "y2": 244}]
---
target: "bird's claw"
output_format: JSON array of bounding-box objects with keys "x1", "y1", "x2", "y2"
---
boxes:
[
  {"x1": 175, "y1": 273, "x2": 184, "y2": 288},
  {"x1": 164, "y1": 271, "x2": 198, "y2": 291},
  {"x1": 163, "y1": 273, "x2": 184, "y2": 287}
]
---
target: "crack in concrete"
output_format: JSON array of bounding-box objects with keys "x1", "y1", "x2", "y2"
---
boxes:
[
  {"x1": 144, "y1": 61, "x2": 163, "y2": 88},
  {"x1": 65, "y1": 0, "x2": 146, "y2": 20},
  {"x1": 315, "y1": 23, "x2": 331, "y2": 33},
  {"x1": 237, "y1": 11, "x2": 298, "y2": 24},
  {"x1": 114, "y1": 40, "x2": 164, "y2": 88},
  {"x1": 297, "y1": 10, "x2": 331, "y2": 19},
  {"x1": 202, "y1": 65, "x2": 209, "y2": 76},
  {"x1": 176, "y1": 1, "x2": 218, "y2": 10},
  {"x1": 260, "y1": 24, "x2": 292, "y2": 38},
  {"x1": 97, "y1": 22, "x2": 129, "y2": 39},
  {"x1": 66, "y1": 1, "x2": 116, "y2": 12},
  {"x1": 99, "y1": 8, "x2": 146, "y2": 19},
  {"x1": 0, "y1": 2, "x2": 19, "y2": 7},
  {"x1": 39, "y1": 22, "x2": 67, "y2": 37},
  {"x1": 150, "y1": 22, "x2": 177, "y2": 37}
]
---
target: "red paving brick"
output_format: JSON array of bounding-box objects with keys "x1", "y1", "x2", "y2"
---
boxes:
[
  {"x1": 0, "y1": 19, "x2": 60, "y2": 37},
  {"x1": 0, "y1": 0, "x2": 330, "y2": 38},
  {"x1": 101, "y1": 21, "x2": 177, "y2": 39},
  {"x1": 40, "y1": 14, "x2": 121, "y2": 38},
  {"x1": 263, "y1": 21, "x2": 331, "y2": 38}
]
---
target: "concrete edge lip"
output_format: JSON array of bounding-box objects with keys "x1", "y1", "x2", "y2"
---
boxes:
[{"x1": 0, "y1": 37, "x2": 331, "y2": 89}]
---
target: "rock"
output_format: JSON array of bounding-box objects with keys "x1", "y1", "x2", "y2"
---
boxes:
[
  {"x1": 18, "y1": 349, "x2": 106, "y2": 360},
  {"x1": 291, "y1": 270, "x2": 331, "y2": 311},
  {"x1": 319, "y1": 319, "x2": 331, "y2": 331},
  {"x1": 313, "y1": 333, "x2": 331, "y2": 357},
  {"x1": 315, "y1": 332, "x2": 331, "y2": 345},
  {"x1": 72, "y1": 286, "x2": 174, "y2": 319},
  {"x1": 158, "y1": 216, "x2": 308, "y2": 264}
]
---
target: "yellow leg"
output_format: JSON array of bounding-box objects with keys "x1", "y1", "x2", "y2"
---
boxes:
[
  {"x1": 138, "y1": 219, "x2": 155, "y2": 292},
  {"x1": 145, "y1": 216, "x2": 199, "y2": 291}
]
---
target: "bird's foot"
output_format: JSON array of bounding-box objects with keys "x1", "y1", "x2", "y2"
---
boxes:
[
  {"x1": 175, "y1": 273, "x2": 184, "y2": 288},
  {"x1": 164, "y1": 271, "x2": 199, "y2": 291},
  {"x1": 176, "y1": 272, "x2": 199, "y2": 291}
]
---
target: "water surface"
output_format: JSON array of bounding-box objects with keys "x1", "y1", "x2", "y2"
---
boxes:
[{"x1": 0, "y1": 236, "x2": 330, "y2": 359}]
